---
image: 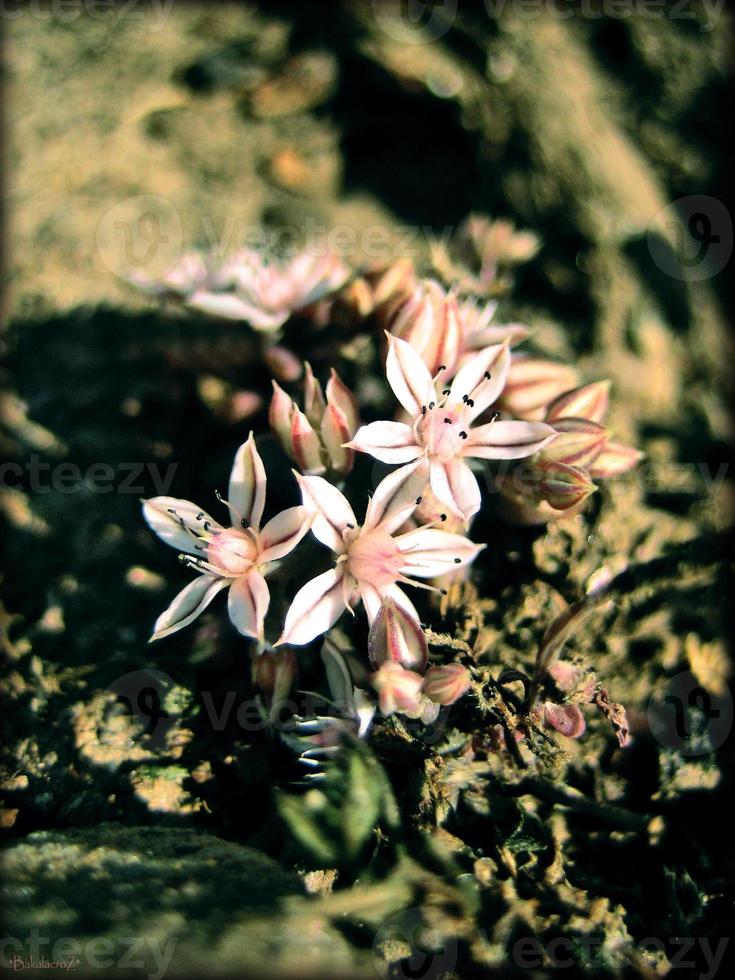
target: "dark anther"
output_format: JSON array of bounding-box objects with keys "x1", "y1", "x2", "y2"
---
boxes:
[
  {"x1": 203, "y1": 521, "x2": 211, "y2": 531},
  {"x1": 429, "y1": 401, "x2": 435, "y2": 409},
  {"x1": 241, "y1": 519, "x2": 249, "y2": 529},
  {"x1": 415, "y1": 496, "x2": 423, "y2": 504},
  {"x1": 346, "y1": 523, "x2": 355, "y2": 529},
  {"x1": 462, "y1": 394, "x2": 468, "y2": 403},
  {"x1": 442, "y1": 388, "x2": 451, "y2": 396},
  {"x1": 196, "y1": 512, "x2": 204, "y2": 521},
  {"x1": 440, "y1": 588, "x2": 448, "y2": 595},
  {"x1": 421, "y1": 405, "x2": 427, "y2": 415},
  {"x1": 467, "y1": 398, "x2": 474, "y2": 408},
  {"x1": 444, "y1": 418, "x2": 452, "y2": 424},
  {"x1": 440, "y1": 513, "x2": 447, "y2": 521},
  {"x1": 459, "y1": 431, "x2": 468, "y2": 439},
  {"x1": 484, "y1": 371, "x2": 492, "y2": 380},
  {"x1": 167, "y1": 508, "x2": 177, "y2": 515},
  {"x1": 454, "y1": 557, "x2": 461, "y2": 563},
  {"x1": 438, "y1": 365, "x2": 447, "y2": 372}
]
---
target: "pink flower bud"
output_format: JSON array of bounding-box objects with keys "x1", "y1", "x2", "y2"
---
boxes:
[
  {"x1": 588, "y1": 441, "x2": 644, "y2": 479},
  {"x1": 540, "y1": 418, "x2": 608, "y2": 469},
  {"x1": 422, "y1": 663, "x2": 471, "y2": 706},
  {"x1": 500, "y1": 355, "x2": 580, "y2": 421},
  {"x1": 542, "y1": 702, "x2": 586, "y2": 738},
  {"x1": 368, "y1": 597, "x2": 428, "y2": 672},
  {"x1": 320, "y1": 402, "x2": 354, "y2": 476},
  {"x1": 290, "y1": 407, "x2": 326, "y2": 474},
  {"x1": 325, "y1": 368, "x2": 359, "y2": 434},
  {"x1": 263, "y1": 345, "x2": 303, "y2": 383},
  {"x1": 537, "y1": 461, "x2": 597, "y2": 510},
  {"x1": 371, "y1": 661, "x2": 425, "y2": 718},
  {"x1": 303, "y1": 362, "x2": 326, "y2": 427},
  {"x1": 269, "y1": 381, "x2": 296, "y2": 449},
  {"x1": 545, "y1": 380, "x2": 611, "y2": 424},
  {"x1": 371, "y1": 257, "x2": 417, "y2": 309},
  {"x1": 389, "y1": 279, "x2": 462, "y2": 376},
  {"x1": 253, "y1": 649, "x2": 298, "y2": 721}
]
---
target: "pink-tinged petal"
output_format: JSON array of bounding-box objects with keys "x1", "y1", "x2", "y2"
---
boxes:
[
  {"x1": 290, "y1": 407, "x2": 326, "y2": 474},
  {"x1": 423, "y1": 286, "x2": 461, "y2": 378},
  {"x1": 587, "y1": 441, "x2": 644, "y2": 478},
  {"x1": 303, "y1": 362, "x2": 326, "y2": 427},
  {"x1": 229, "y1": 434, "x2": 266, "y2": 531},
  {"x1": 320, "y1": 402, "x2": 355, "y2": 475},
  {"x1": 363, "y1": 457, "x2": 430, "y2": 534},
  {"x1": 539, "y1": 418, "x2": 607, "y2": 468},
  {"x1": 543, "y1": 702, "x2": 586, "y2": 739},
  {"x1": 442, "y1": 458, "x2": 482, "y2": 524},
  {"x1": 368, "y1": 597, "x2": 428, "y2": 672},
  {"x1": 276, "y1": 566, "x2": 346, "y2": 646},
  {"x1": 263, "y1": 346, "x2": 303, "y2": 383},
  {"x1": 187, "y1": 291, "x2": 260, "y2": 322},
  {"x1": 465, "y1": 322, "x2": 530, "y2": 351},
  {"x1": 151, "y1": 575, "x2": 229, "y2": 641},
  {"x1": 428, "y1": 461, "x2": 463, "y2": 521},
  {"x1": 259, "y1": 506, "x2": 312, "y2": 563},
  {"x1": 142, "y1": 497, "x2": 221, "y2": 554},
  {"x1": 546, "y1": 380, "x2": 611, "y2": 424},
  {"x1": 396, "y1": 527, "x2": 484, "y2": 578},
  {"x1": 500, "y1": 355, "x2": 579, "y2": 420},
  {"x1": 449, "y1": 343, "x2": 510, "y2": 420},
  {"x1": 464, "y1": 420, "x2": 557, "y2": 460},
  {"x1": 227, "y1": 570, "x2": 270, "y2": 640},
  {"x1": 347, "y1": 420, "x2": 421, "y2": 465},
  {"x1": 422, "y1": 664, "x2": 471, "y2": 705},
  {"x1": 371, "y1": 662, "x2": 425, "y2": 717},
  {"x1": 326, "y1": 368, "x2": 359, "y2": 433},
  {"x1": 385, "y1": 332, "x2": 436, "y2": 416},
  {"x1": 269, "y1": 381, "x2": 295, "y2": 449},
  {"x1": 296, "y1": 473, "x2": 355, "y2": 553}
]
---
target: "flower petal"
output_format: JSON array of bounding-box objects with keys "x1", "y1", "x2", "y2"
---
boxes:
[
  {"x1": 151, "y1": 575, "x2": 229, "y2": 641},
  {"x1": 259, "y1": 506, "x2": 312, "y2": 563},
  {"x1": 276, "y1": 567, "x2": 346, "y2": 646},
  {"x1": 142, "y1": 497, "x2": 221, "y2": 554},
  {"x1": 296, "y1": 473, "x2": 355, "y2": 553},
  {"x1": 320, "y1": 402, "x2": 354, "y2": 475},
  {"x1": 440, "y1": 458, "x2": 482, "y2": 524},
  {"x1": 227, "y1": 571, "x2": 270, "y2": 640},
  {"x1": 385, "y1": 332, "x2": 436, "y2": 416},
  {"x1": 449, "y1": 343, "x2": 510, "y2": 420},
  {"x1": 464, "y1": 420, "x2": 557, "y2": 459},
  {"x1": 396, "y1": 527, "x2": 484, "y2": 577},
  {"x1": 428, "y1": 461, "x2": 463, "y2": 521},
  {"x1": 588, "y1": 441, "x2": 644, "y2": 478},
  {"x1": 367, "y1": 596, "x2": 428, "y2": 672},
  {"x1": 363, "y1": 457, "x2": 430, "y2": 534},
  {"x1": 347, "y1": 420, "x2": 421, "y2": 465},
  {"x1": 229, "y1": 434, "x2": 266, "y2": 531}
]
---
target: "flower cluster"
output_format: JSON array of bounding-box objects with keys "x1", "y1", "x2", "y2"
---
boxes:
[{"x1": 139, "y1": 215, "x2": 642, "y2": 740}]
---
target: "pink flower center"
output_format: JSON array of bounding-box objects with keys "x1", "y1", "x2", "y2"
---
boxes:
[
  {"x1": 346, "y1": 530, "x2": 404, "y2": 588},
  {"x1": 206, "y1": 528, "x2": 259, "y2": 576},
  {"x1": 417, "y1": 405, "x2": 467, "y2": 463}
]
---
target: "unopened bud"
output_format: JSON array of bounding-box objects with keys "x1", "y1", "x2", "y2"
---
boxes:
[
  {"x1": 389, "y1": 279, "x2": 461, "y2": 376},
  {"x1": 371, "y1": 661, "x2": 425, "y2": 718},
  {"x1": 290, "y1": 407, "x2": 326, "y2": 474},
  {"x1": 303, "y1": 362, "x2": 326, "y2": 427},
  {"x1": 368, "y1": 598, "x2": 428, "y2": 672},
  {"x1": 540, "y1": 418, "x2": 608, "y2": 469},
  {"x1": 588, "y1": 441, "x2": 644, "y2": 479},
  {"x1": 263, "y1": 345, "x2": 303, "y2": 383},
  {"x1": 253, "y1": 649, "x2": 298, "y2": 723},
  {"x1": 269, "y1": 381, "x2": 296, "y2": 448},
  {"x1": 320, "y1": 402, "x2": 354, "y2": 476},
  {"x1": 537, "y1": 460, "x2": 597, "y2": 510},
  {"x1": 545, "y1": 380, "x2": 611, "y2": 424},
  {"x1": 542, "y1": 702, "x2": 586, "y2": 738},
  {"x1": 325, "y1": 369, "x2": 359, "y2": 434},
  {"x1": 500, "y1": 355, "x2": 579, "y2": 421},
  {"x1": 422, "y1": 663, "x2": 471, "y2": 706}
]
